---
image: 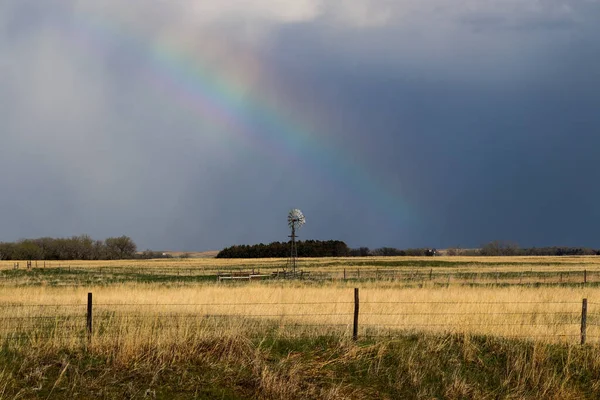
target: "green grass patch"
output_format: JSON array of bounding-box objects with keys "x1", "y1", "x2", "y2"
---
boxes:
[
  {"x1": 0, "y1": 268, "x2": 218, "y2": 286},
  {"x1": 2, "y1": 333, "x2": 600, "y2": 399}
]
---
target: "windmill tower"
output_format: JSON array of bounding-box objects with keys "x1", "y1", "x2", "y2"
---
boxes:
[{"x1": 287, "y1": 209, "x2": 305, "y2": 276}]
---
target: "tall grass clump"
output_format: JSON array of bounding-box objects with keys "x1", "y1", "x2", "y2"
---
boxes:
[{"x1": 2, "y1": 332, "x2": 600, "y2": 398}]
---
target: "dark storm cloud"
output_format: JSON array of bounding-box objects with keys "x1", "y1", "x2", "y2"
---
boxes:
[{"x1": 1, "y1": 0, "x2": 600, "y2": 250}]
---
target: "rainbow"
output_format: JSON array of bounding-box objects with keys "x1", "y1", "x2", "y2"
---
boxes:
[{"x1": 65, "y1": 6, "x2": 412, "y2": 222}]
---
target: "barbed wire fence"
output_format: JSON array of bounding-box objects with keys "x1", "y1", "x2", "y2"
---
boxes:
[{"x1": 0, "y1": 289, "x2": 598, "y2": 345}]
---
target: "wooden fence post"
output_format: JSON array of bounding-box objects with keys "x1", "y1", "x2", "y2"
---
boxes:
[
  {"x1": 581, "y1": 298, "x2": 587, "y2": 345},
  {"x1": 87, "y1": 292, "x2": 93, "y2": 341},
  {"x1": 353, "y1": 288, "x2": 359, "y2": 341},
  {"x1": 429, "y1": 269, "x2": 433, "y2": 280},
  {"x1": 344, "y1": 268, "x2": 346, "y2": 281},
  {"x1": 584, "y1": 270, "x2": 587, "y2": 285}
]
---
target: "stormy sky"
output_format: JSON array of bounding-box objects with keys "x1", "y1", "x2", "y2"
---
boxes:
[{"x1": 1, "y1": 0, "x2": 599, "y2": 251}]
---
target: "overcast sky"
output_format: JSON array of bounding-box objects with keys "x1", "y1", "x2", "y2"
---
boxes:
[{"x1": 1, "y1": 0, "x2": 599, "y2": 251}]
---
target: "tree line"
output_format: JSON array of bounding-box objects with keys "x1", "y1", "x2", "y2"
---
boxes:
[
  {"x1": 216, "y1": 240, "x2": 351, "y2": 258},
  {"x1": 3, "y1": 236, "x2": 595, "y2": 261},
  {"x1": 0, "y1": 235, "x2": 149, "y2": 260},
  {"x1": 218, "y1": 239, "x2": 600, "y2": 259},
  {"x1": 447, "y1": 241, "x2": 600, "y2": 256},
  {"x1": 216, "y1": 241, "x2": 438, "y2": 258}
]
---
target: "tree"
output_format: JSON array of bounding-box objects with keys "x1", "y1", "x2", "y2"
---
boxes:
[
  {"x1": 13, "y1": 240, "x2": 43, "y2": 260},
  {"x1": 92, "y1": 240, "x2": 107, "y2": 260},
  {"x1": 105, "y1": 236, "x2": 137, "y2": 259},
  {"x1": 446, "y1": 247, "x2": 461, "y2": 256},
  {"x1": 480, "y1": 241, "x2": 519, "y2": 256},
  {"x1": 0, "y1": 242, "x2": 15, "y2": 260}
]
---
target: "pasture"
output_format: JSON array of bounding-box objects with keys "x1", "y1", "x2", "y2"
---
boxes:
[
  {"x1": 2, "y1": 256, "x2": 600, "y2": 398},
  {"x1": 3, "y1": 255, "x2": 600, "y2": 286}
]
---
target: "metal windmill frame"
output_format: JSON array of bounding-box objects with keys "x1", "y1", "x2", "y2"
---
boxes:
[{"x1": 286, "y1": 209, "x2": 305, "y2": 276}]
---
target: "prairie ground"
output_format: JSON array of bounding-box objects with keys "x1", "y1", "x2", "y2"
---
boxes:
[
  {"x1": 1, "y1": 256, "x2": 600, "y2": 398},
  {"x1": 2, "y1": 255, "x2": 600, "y2": 286},
  {"x1": 0, "y1": 283, "x2": 597, "y2": 344}
]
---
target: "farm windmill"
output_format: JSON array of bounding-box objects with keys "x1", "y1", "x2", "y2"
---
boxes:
[{"x1": 287, "y1": 209, "x2": 306, "y2": 275}]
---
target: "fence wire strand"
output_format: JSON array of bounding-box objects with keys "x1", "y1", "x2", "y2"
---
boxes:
[{"x1": 0, "y1": 296, "x2": 594, "y2": 344}]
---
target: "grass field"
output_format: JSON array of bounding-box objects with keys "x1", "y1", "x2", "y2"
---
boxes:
[
  {"x1": 2, "y1": 256, "x2": 600, "y2": 398},
  {"x1": 3, "y1": 255, "x2": 600, "y2": 286}
]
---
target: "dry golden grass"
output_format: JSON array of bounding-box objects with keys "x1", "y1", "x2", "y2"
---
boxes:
[
  {"x1": 3, "y1": 255, "x2": 600, "y2": 283},
  {"x1": 3, "y1": 255, "x2": 600, "y2": 270},
  {"x1": 0, "y1": 283, "x2": 598, "y2": 345}
]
